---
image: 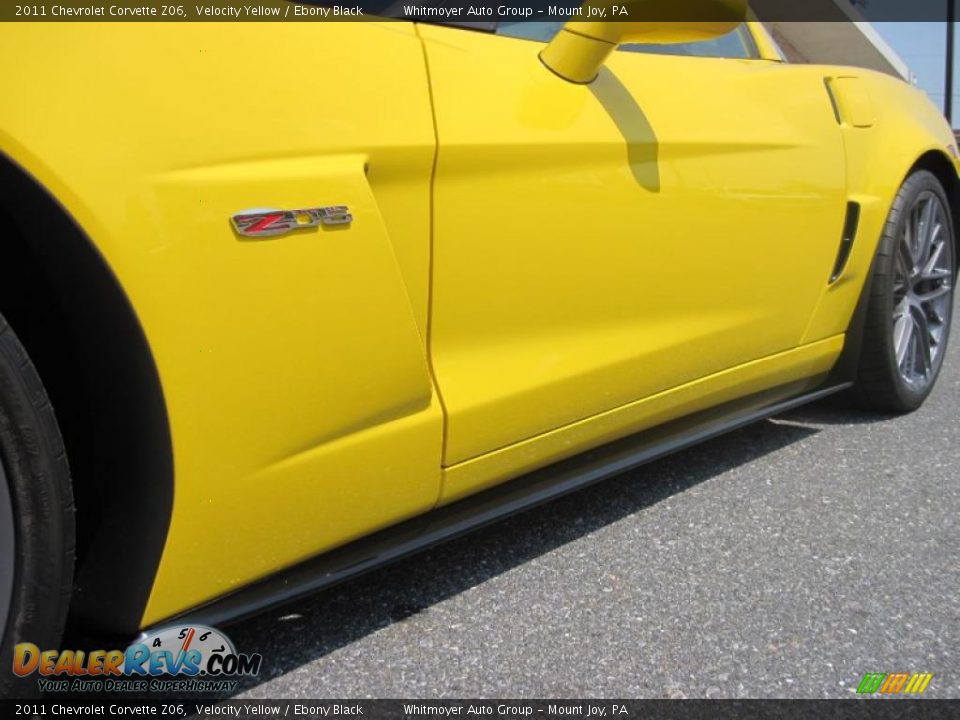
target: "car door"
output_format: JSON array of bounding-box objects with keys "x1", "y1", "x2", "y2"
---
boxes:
[{"x1": 420, "y1": 22, "x2": 847, "y2": 481}]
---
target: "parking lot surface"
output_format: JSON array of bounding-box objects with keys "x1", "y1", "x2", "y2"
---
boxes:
[{"x1": 230, "y1": 317, "x2": 959, "y2": 699}]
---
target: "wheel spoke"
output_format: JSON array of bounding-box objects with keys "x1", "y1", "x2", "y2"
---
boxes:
[
  {"x1": 906, "y1": 325, "x2": 919, "y2": 377},
  {"x1": 913, "y1": 308, "x2": 934, "y2": 375},
  {"x1": 902, "y1": 215, "x2": 918, "y2": 270},
  {"x1": 930, "y1": 220, "x2": 943, "y2": 250},
  {"x1": 921, "y1": 268, "x2": 952, "y2": 282},
  {"x1": 915, "y1": 284, "x2": 952, "y2": 304},
  {"x1": 921, "y1": 240, "x2": 945, "y2": 277},
  {"x1": 916, "y1": 199, "x2": 936, "y2": 266},
  {"x1": 898, "y1": 240, "x2": 916, "y2": 285},
  {"x1": 894, "y1": 312, "x2": 914, "y2": 366}
]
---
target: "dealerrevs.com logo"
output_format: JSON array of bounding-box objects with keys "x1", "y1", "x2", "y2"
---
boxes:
[{"x1": 13, "y1": 624, "x2": 262, "y2": 693}]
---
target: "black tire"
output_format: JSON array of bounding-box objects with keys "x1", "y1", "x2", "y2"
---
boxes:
[
  {"x1": 851, "y1": 170, "x2": 957, "y2": 412},
  {"x1": 0, "y1": 312, "x2": 74, "y2": 698}
]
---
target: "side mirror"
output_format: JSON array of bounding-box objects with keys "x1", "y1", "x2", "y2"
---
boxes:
[{"x1": 539, "y1": 0, "x2": 748, "y2": 84}]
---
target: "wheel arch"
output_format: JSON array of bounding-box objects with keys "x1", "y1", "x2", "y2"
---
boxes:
[
  {"x1": 908, "y1": 149, "x2": 960, "y2": 271},
  {"x1": 0, "y1": 152, "x2": 173, "y2": 636}
]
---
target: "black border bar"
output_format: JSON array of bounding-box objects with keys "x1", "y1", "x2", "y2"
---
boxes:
[
  {"x1": 3, "y1": 1, "x2": 960, "y2": 23},
  {"x1": 2, "y1": 699, "x2": 960, "y2": 718}
]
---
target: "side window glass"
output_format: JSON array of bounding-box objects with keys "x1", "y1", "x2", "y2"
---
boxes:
[
  {"x1": 620, "y1": 25, "x2": 758, "y2": 59},
  {"x1": 484, "y1": 21, "x2": 758, "y2": 60},
  {"x1": 494, "y1": 21, "x2": 564, "y2": 43}
]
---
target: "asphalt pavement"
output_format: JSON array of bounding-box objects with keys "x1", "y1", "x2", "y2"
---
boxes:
[{"x1": 228, "y1": 312, "x2": 959, "y2": 699}]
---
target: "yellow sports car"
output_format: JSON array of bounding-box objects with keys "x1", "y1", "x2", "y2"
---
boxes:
[{"x1": 0, "y1": 3, "x2": 957, "y2": 685}]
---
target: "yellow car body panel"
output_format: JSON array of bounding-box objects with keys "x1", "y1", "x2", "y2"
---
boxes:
[
  {"x1": 442, "y1": 335, "x2": 843, "y2": 502},
  {"x1": 0, "y1": 22, "x2": 444, "y2": 624},
  {"x1": 420, "y1": 24, "x2": 847, "y2": 474},
  {"x1": 0, "y1": 19, "x2": 956, "y2": 628}
]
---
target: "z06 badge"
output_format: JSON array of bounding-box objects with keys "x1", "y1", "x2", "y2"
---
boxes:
[{"x1": 231, "y1": 206, "x2": 352, "y2": 237}]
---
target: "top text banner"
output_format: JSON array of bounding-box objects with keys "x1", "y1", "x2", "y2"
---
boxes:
[{"x1": 2, "y1": 0, "x2": 955, "y2": 22}]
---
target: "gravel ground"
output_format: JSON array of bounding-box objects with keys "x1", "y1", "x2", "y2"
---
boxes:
[{"x1": 227, "y1": 318, "x2": 959, "y2": 699}]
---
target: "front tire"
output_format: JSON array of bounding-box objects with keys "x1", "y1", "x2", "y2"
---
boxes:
[
  {"x1": 852, "y1": 170, "x2": 956, "y2": 412},
  {"x1": 0, "y1": 313, "x2": 74, "y2": 698}
]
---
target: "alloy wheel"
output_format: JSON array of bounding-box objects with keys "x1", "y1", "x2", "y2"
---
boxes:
[{"x1": 892, "y1": 190, "x2": 955, "y2": 390}]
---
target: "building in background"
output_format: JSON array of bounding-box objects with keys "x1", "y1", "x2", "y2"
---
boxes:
[{"x1": 752, "y1": 0, "x2": 914, "y2": 80}]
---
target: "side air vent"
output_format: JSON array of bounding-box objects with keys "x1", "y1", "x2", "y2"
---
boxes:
[{"x1": 830, "y1": 201, "x2": 861, "y2": 284}]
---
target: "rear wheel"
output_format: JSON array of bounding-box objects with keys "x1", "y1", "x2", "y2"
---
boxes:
[
  {"x1": 0, "y1": 313, "x2": 74, "y2": 697},
  {"x1": 852, "y1": 170, "x2": 956, "y2": 412}
]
